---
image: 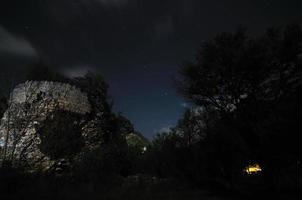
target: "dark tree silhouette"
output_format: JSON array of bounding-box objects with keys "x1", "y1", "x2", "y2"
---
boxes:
[
  {"x1": 25, "y1": 62, "x2": 68, "y2": 83},
  {"x1": 179, "y1": 25, "x2": 302, "y2": 113},
  {"x1": 72, "y1": 71, "x2": 110, "y2": 116},
  {"x1": 37, "y1": 110, "x2": 84, "y2": 160},
  {"x1": 177, "y1": 24, "x2": 302, "y2": 189}
]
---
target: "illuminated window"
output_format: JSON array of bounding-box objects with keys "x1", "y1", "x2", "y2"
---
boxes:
[{"x1": 244, "y1": 163, "x2": 262, "y2": 175}]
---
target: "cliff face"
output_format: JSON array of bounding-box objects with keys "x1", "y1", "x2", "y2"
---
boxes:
[
  {"x1": 0, "y1": 81, "x2": 92, "y2": 169},
  {"x1": 10, "y1": 81, "x2": 91, "y2": 114}
]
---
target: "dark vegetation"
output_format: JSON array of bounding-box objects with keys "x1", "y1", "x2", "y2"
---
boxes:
[
  {"x1": 1, "y1": 25, "x2": 302, "y2": 199},
  {"x1": 37, "y1": 111, "x2": 85, "y2": 160}
]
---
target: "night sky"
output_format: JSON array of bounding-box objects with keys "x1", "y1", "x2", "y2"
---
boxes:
[{"x1": 0, "y1": 0, "x2": 301, "y2": 138}]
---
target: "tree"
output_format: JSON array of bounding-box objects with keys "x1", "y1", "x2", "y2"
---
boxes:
[
  {"x1": 173, "y1": 109, "x2": 207, "y2": 147},
  {"x1": 179, "y1": 25, "x2": 302, "y2": 114},
  {"x1": 69, "y1": 73, "x2": 132, "y2": 178},
  {"x1": 37, "y1": 110, "x2": 85, "y2": 160},
  {"x1": 72, "y1": 71, "x2": 110, "y2": 117},
  {"x1": 114, "y1": 113, "x2": 135, "y2": 136},
  {"x1": 24, "y1": 62, "x2": 68, "y2": 83},
  {"x1": 0, "y1": 95, "x2": 7, "y2": 119},
  {"x1": 178, "y1": 24, "x2": 302, "y2": 189}
]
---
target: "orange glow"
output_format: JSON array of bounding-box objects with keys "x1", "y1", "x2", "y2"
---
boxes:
[{"x1": 244, "y1": 163, "x2": 262, "y2": 174}]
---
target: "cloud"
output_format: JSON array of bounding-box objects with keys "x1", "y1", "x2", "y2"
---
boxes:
[
  {"x1": 156, "y1": 125, "x2": 172, "y2": 134},
  {"x1": 0, "y1": 26, "x2": 37, "y2": 57},
  {"x1": 62, "y1": 66, "x2": 94, "y2": 77}
]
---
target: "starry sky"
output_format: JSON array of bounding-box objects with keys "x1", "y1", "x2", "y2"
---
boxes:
[{"x1": 0, "y1": 0, "x2": 301, "y2": 138}]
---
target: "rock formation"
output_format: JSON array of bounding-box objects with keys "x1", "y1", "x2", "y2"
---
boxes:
[{"x1": 0, "y1": 81, "x2": 92, "y2": 169}]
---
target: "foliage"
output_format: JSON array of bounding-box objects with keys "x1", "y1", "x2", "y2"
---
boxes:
[
  {"x1": 114, "y1": 113, "x2": 135, "y2": 136},
  {"x1": 25, "y1": 62, "x2": 68, "y2": 83},
  {"x1": 72, "y1": 71, "x2": 110, "y2": 116},
  {"x1": 37, "y1": 110, "x2": 85, "y2": 160},
  {"x1": 0, "y1": 95, "x2": 7, "y2": 118},
  {"x1": 126, "y1": 133, "x2": 149, "y2": 149},
  {"x1": 124, "y1": 132, "x2": 150, "y2": 175},
  {"x1": 180, "y1": 25, "x2": 302, "y2": 111},
  {"x1": 176, "y1": 24, "x2": 302, "y2": 189}
]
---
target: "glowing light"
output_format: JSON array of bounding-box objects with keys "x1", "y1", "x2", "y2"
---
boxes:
[
  {"x1": 142, "y1": 146, "x2": 147, "y2": 153},
  {"x1": 244, "y1": 163, "x2": 262, "y2": 174}
]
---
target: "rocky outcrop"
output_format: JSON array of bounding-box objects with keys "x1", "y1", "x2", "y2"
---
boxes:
[
  {"x1": 10, "y1": 81, "x2": 91, "y2": 114},
  {"x1": 0, "y1": 81, "x2": 92, "y2": 169}
]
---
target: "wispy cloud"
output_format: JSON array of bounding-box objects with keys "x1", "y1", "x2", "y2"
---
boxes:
[
  {"x1": 155, "y1": 125, "x2": 172, "y2": 134},
  {"x1": 62, "y1": 66, "x2": 94, "y2": 77},
  {"x1": 0, "y1": 25, "x2": 37, "y2": 57}
]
